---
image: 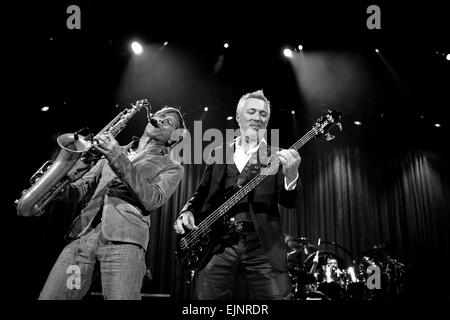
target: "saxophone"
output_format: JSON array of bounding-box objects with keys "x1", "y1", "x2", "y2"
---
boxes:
[{"x1": 15, "y1": 99, "x2": 150, "y2": 217}]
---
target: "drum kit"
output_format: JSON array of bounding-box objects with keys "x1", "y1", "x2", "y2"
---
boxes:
[{"x1": 286, "y1": 237, "x2": 406, "y2": 301}]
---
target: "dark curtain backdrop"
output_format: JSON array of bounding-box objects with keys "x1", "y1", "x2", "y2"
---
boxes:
[
  {"x1": 144, "y1": 142, "x2": 450, "y2": 299},
  {"x1": 14, "y1": 133, "x2": 448, "y2": 299}
]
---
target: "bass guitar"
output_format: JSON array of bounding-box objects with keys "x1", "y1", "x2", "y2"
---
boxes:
[{"x1": 176, "y1": 110, "x2": 342, "y2": 270}]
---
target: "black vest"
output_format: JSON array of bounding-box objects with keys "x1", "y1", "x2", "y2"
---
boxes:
[{"x1": 224, "y1": 146, "x2": 270, "y2": 222}]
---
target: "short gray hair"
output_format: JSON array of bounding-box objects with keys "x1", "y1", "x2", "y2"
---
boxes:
[{"x1": 236, "y1": 90, "x2": 271, "y2": 116}]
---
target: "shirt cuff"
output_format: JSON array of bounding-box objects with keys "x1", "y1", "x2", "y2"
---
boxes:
[{"x1": 284, "y1": 173, "x2": 299, "y2": 190}]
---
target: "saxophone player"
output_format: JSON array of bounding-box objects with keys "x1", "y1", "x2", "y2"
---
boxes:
[{"x1": 38, "y1": 106, "x2": 186, "y2": 300}]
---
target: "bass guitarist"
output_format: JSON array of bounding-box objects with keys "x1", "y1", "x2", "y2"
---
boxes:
[{"x1": 174, "y1": 90, "x2": 301, "y2": 299}]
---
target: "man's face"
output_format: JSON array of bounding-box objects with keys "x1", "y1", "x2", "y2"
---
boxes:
[
  {"x1": 236, "y1": 98, "x2": 270, "y2": 141},
  {"x1": 144, "y1": 111, "x2": 180, "y2": 144}
]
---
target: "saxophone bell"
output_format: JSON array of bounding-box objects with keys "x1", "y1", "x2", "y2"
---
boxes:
[
  {"x1": 57, "y1": 133, "x2": 93, "y2": 155},
  {"x1": 15, "y1": 99, "x2": 151, "y2": 217}
]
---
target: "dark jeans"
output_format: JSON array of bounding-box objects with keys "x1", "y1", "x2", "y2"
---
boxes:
[
  {"x1": 195, "y1": 232, "x2": 291, "y2": 300},
  {"x1": 38, "y1": 225, "x2": 146, "y2": 300}
]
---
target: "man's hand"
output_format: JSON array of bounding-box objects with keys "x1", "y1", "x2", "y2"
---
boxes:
[
  {"x1": 93, "y1": 132, "x2": 122, "y2": 161},
  {"x1": 276, "y1": 149, "x2": 301, "y2": 183},
  {"x1": 174, "y1": 211, "x2": 197, "y2": 235}
]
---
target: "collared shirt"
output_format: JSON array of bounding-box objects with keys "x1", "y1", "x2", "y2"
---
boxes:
[{"x1": 231, "y1": 136, "x2": 298, "y2": 190}]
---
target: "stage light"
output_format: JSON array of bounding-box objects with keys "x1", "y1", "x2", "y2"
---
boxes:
[
  {"x1": 131, "y1": 41, "x2": 143, "y2": 55},
  {"x1": 291, "y1": 110, "x2": 295, "y2": 115},
  {"x1": 354, "y1": 121, "x2": 362, "y2": 126},
  {"x1": 298, "y1": 44, "x2": 303, "y2": 51},
  {"x1": 224, "y1": 43, "x2": 229, "y2": 48},
  {"x1": 420, "y1": 115, "x2": 424, "y2": 119},
  {"x1": 226, "y1": 116, "x2": 233, "y2": 120},
  {"x1": 204, "y1": 107, "x2": 209, "y2": 112},
  {"x1": 375, "y1": 48, "x2": 379, "y2": 53},
  {"x1": 434, "y1": 123, "x2": 441, "y2": 128},
  {"x1": 446, "y1": 54, "x2": 450, "y2": 61},
  {"x1": 163, "y1": 41, "x2": 168, "y2": 46},
  {"x1": 283, "y1": 48, "x2": 293, "y2": 58},
  {"x1": 41, "y1": 106, "x2": 50, "y2": 112}
]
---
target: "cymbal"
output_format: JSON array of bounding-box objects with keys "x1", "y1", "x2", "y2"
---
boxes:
[
  {"x1": 304, "y1": 244, "x2": 318, "y2": 250},
  {"x1": 287, "y1": 242, "x2": 318, "y2": 251},
  {"x1": 361, "y1": 244, "x2": 390, "y2": 258},
  {"x1": 319, "y1": 240, "x2": 354, "y2": 260},
  {"x1": 290, "y1": 237, "x2": 309, "y2": 244}
]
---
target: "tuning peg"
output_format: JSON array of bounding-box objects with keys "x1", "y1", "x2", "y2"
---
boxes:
[
  {"x1": 336, "y1": 122, "x2": 343, "y2": 131},
  {"x1": 325, "y1": 133, "x2": 335, "y2": 141}
]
